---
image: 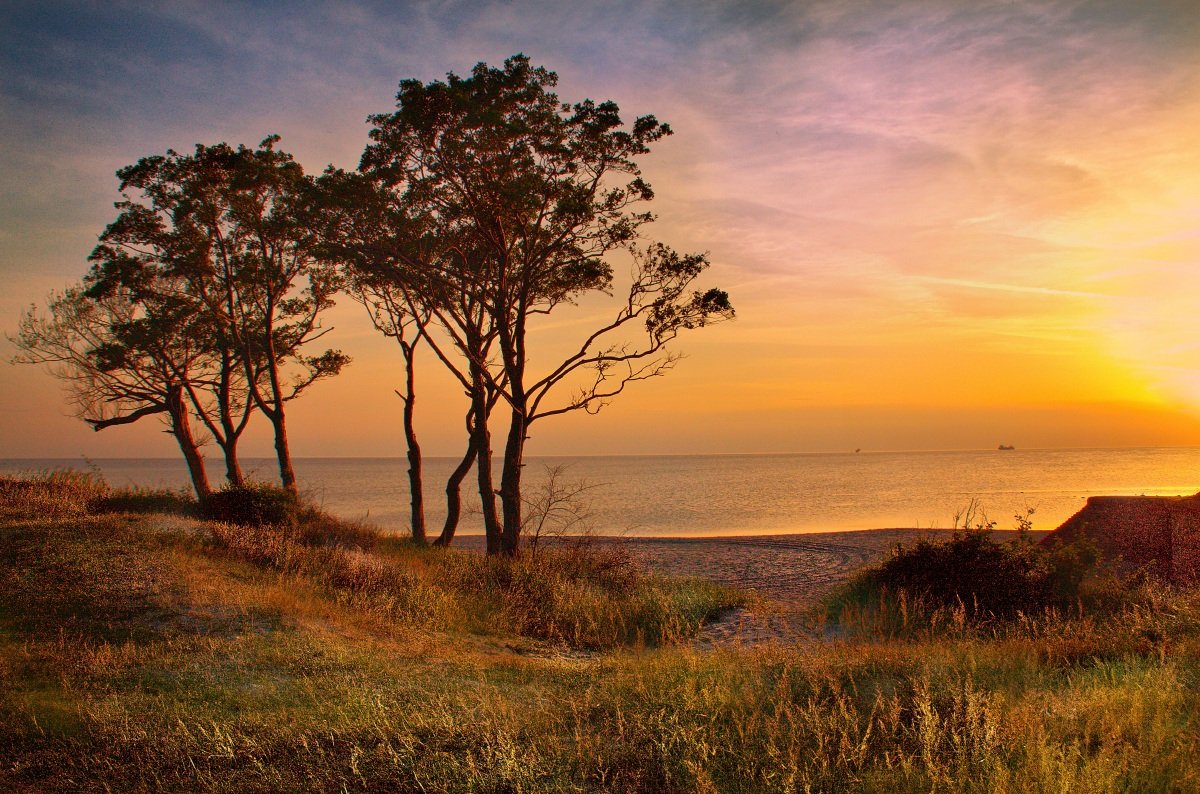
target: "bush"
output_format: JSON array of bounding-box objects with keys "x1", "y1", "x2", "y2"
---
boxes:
[
  {"x1": 199, "y1": 482, "x2": 377, "y2": 550},
  {"x1": 837, "y1": 527, "x2": 1119, "y2": 624},
  {"x1": 200, "y1": 481, "x2": 300, "y2": 527}
]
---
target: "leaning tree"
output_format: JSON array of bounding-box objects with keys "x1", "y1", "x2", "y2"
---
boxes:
[
  {"x1": 13, "y1": 284, "x2": 216, "y2": 500},
  {"x1": 362, "y1": 55, "x2": 734, "y2": 554}
]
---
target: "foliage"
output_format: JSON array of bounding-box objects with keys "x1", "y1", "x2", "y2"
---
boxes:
[
  {"x1": 199, "y1": 481, "x2": 303, "y2": 528},
  {"x1": 827, "y1": 522, "x2": 1137, "y2": 633},
  {"x1": 353, "y1": 53, "x2": 734, "y2": 552},
  {"x1": 11, "y1": 288, "x2": 217, "y2": 498},
  {"x1": 85, "y1": 136, "x2": 349, "y2": 491},
  {"x1": 200, "y1": 481, "x2": 379, "y2": 551}
]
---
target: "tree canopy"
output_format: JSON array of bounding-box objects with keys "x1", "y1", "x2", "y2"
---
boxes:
[{"x1": 357, "y1": 54, "x2": 734, "y2": 553}]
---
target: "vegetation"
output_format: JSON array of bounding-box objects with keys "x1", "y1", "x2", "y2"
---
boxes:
[
  {"x1": 4, "y1": 474, "x2": 1199, "y2": 792},
  {"x1": 347, "y1": 54, "x2": 734, "y2": 554},
  {"x1": 12, "y1": 287, "x2": 221, "y2": 499},
  {"x1": 0, "y1": 469, "x2": 194, "y2": 520},
  {"x1": 13, "y1": 55, "x2": 730, "y2": 553},
  {"x1": 827, "y1": 528, "x2": 1129, "y2": 631},
  {"x1": 86, "y1": 137, "x2": 349, "y2": 494}
]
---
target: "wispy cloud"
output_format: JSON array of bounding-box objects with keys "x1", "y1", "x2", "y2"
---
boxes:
[{"x1": 912, "y1": 276, "x2": 1109, "y2": 301}]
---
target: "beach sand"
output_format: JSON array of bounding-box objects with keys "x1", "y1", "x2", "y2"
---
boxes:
[{"x1": 628, "y1": 529, "x2": 951, "y2": 647}]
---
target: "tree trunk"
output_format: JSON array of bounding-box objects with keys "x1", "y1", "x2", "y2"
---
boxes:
[
  {"x1": 401, "y1": 341, "x2": 426, "y2": 543},
  {"x1": 469, "y1": 367, "x2": 503, "y2": 554},
  {"x1": 217, "y1": 347, "x2": 245, "y2": 487},
  {"x1": 222, "y1": 439, "x2": 244, "y2": 487},
  {"x1": 261, "y1": 312, "x2": 298, "y2": 494},
  {"x1": 499, "y1": 405, "x2": 528, "y2": 556},
  {"x1": 168, "y1": 386, "x2": 212, "y2": 502},
  {"x1": 271, "y1": 407, "x2": 298, "y2": 494},
  {"x1": 477, "y1": 431, "x2": 501, "y2": 554},
  {"x1": 434, "y1": 431, "x2": 477, "y2": 547}
]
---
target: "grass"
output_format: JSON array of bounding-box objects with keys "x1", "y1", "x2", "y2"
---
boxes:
[{"x1": 3, "y1": 473, "x2": 1200, "y2": 791}]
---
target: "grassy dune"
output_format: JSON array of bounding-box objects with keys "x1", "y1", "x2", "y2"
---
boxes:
[{"x1": 2, "y1": 473, "x2": 1200, "y2": 792}]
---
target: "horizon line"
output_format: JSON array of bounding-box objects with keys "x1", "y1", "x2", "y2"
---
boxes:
[{"x1": 5, "y1": 444, "x2": 1200, "y2": 462}]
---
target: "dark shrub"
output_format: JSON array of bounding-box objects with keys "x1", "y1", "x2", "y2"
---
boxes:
[
  {"x1": 852, "y1": 528, "x2": 1109, "y2": 619},
  {"x1": 200, "y1": 481, "x2": 377, "y2": 551},
  {"x1": 92, "y1": 487, "x2": 197, "y2": 516},
  {"x1": 200, "y1": 482, "x2": 300, "y2": 527}
]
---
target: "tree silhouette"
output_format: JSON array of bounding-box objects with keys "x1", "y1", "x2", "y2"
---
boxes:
[
  {"x1": 13, "y1": 286, "x2": 215, "y2": 499},
  {"x1": 363, "y1": 55, "x2": 734, "y2": 554},
  {"x1": 310, "y1": 168, "x2": 505, "y2": 548},
  {"x1": 89, "y1": 137, "x2": 348, "y2": 493}
]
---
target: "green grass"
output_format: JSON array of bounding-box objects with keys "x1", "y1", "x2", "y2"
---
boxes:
[{"x1": 3, "y1": 473, "x2": 1200, "y2": 791}]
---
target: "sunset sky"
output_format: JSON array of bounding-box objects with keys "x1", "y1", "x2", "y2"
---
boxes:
[{"x1": 3, "y1": 0, "x2": 1200, "y2": 458}]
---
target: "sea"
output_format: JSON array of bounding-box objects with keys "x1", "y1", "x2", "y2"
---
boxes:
[{"x1": 3, "y1": 448, "x2": 1200, "y2": 537}]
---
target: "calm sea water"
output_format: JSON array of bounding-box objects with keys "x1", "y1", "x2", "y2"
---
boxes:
[{"x1": 4, "y1": 448, "x2": 1200, "y2": 536}]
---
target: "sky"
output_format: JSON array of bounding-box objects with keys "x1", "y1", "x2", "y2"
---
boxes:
[{"x1": 2, "y1": 0, "x2": 1200, "y2": 459}]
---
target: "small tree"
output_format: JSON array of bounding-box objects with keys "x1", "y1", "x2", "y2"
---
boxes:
[
  {"x1": 312, "y1": 168, "x2": 508, "y2": 550},
  {"x1": 364, "y1": 55, "x2": 733, "y2": 554},
  {"x1": 13, "y1": 286, "x2": 214, "y2": 499}
]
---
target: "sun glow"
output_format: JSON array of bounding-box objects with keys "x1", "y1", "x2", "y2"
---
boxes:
[{"x1": 4, "y1": 2, "x2": 1200, "y2": 457}]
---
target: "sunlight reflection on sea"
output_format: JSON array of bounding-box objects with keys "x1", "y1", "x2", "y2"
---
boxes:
[{"x1": 4, "y1": 448, "x2": 1199, "y2": 536}]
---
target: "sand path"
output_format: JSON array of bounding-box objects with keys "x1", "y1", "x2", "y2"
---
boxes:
[
  {"x1": 624, "y1": 530, "x2": 933, "y2": 648},
  {"x1": 627, "y1": 529, "x2": 1044, "y2": 647},
  {"x1": 458, "y1": 529, "x2": 1043, "y2": 647}
]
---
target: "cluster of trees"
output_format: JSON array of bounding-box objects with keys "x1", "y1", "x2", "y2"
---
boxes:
[
  {"x1": 14, "y1": 55, "x2": 733, "y2": 555},
  {"x1": 15, "y1": 138, "x2": 346, "y2": 501}
]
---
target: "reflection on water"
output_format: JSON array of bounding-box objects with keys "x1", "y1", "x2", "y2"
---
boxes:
[{"x1": 4, "y1": 448, "x2": 1199, "y2": 536}]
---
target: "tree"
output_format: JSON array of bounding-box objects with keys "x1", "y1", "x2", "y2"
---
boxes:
[
  {"x1": 90, "y1": 137, "x2": 349, "y2": 493},
  {"x1": 363, "y1": 55, "x2": 733, "y2": 554},
  {"x1": 310, "y1": 169, "x2": 505, "y2": 548},
  {"x1": 87, "y1": 228, "x2": 255, "y2": 488},
  {"x1": 13, "y1": 286, "x2": 215, "y2": 500}
]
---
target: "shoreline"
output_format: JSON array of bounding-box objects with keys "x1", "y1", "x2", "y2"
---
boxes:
[{"x1": 455, "y1": 528, "x2": 1050, "y2": 604}]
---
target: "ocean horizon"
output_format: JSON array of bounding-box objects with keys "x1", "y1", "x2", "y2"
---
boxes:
[{"x1": 5, "y1": 447, "x2": 1200, "y2": 537}]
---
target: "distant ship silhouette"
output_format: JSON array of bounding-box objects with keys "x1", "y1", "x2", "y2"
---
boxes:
[{"x1": 998, "y1": 444, "x2": 1015, "y2": 450}]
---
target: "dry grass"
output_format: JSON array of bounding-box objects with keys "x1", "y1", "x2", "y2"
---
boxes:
[
  {"x1": 0, "y1": 469, "x2": 197, "y2": 520},
  {"x1": 3, "y1": 473, "x2": 1200, "y2": 792},
  {"x1": 0, "y1": 469, "x2": 107, "y2": 518},
  {"x1": 204, "y1": 518, "x2": 736, "y2": 650}
]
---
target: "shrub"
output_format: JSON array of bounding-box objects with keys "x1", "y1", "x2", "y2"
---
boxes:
[
  {"x1": 200, "y1": 481, "x2": 300, "y2": 527},
  {"x1": 834, "y1": 527, "x2": 1124, "y2": 626},
  {"x1": 199, "y1": 481, "x2": 377, "y2": 550}
]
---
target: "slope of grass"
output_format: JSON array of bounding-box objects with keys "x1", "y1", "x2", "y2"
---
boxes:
[{"x1": 3, "y1": 474, "x2": 1200, "y2": 792}]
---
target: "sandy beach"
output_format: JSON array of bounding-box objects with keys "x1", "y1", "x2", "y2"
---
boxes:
[{"x1": 625, "y1": 529, "x2": 949, "y2": 602}]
